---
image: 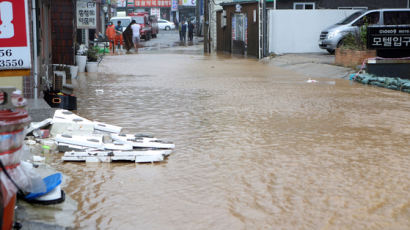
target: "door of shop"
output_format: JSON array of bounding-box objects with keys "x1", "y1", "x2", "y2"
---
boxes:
[{"x1": 232, "y1": 13, "x2": 247, "y2": 55}]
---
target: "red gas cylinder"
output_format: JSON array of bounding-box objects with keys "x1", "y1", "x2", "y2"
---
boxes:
[{"x1": 0, "y1": 90, "x2": 31, "y2": 230}]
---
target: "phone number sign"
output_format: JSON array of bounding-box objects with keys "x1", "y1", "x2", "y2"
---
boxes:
[{"x1": 0, "y1": 0, "x2": 31, "y2": 70}]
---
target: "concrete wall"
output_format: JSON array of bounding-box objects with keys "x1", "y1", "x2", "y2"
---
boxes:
[
  {"x1": 0, "y1": 77, "x2": 23, "y2": 91},
  {"x1": 268, "y1": 10, "x2": 357, "y2": 54}
]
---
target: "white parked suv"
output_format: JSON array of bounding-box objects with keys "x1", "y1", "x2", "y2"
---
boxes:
[
  {"x1": 158, "y1": 19, "x2": 175, "y2": 30},
  {"x1": 319, "y1": 9, "x2": 410, "y2": 54}
]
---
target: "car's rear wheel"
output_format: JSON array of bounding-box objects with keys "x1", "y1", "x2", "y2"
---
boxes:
[{"x1": 165, "y1": 26, "x2": 170, "y2": 30}]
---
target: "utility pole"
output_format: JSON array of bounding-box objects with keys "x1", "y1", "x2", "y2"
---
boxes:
[
  {"x1": 195, "y1": 0, "x2": 199, "y2": 36},
  {"x1": 203, "y1": 0, "x2": 210, "y2": 53},
  {"x1": 262, "y1": 0, "x2": 267, "y2": 57}
]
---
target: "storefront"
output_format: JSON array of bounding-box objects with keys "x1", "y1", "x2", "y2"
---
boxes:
[{"x1": 217, "y1": 1, "x2": 259, "y2": 57}]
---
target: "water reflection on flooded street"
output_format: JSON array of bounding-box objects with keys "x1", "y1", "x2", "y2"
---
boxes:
[{"x1": 54, "y1": 50, "x2": 409, "y2": 229}]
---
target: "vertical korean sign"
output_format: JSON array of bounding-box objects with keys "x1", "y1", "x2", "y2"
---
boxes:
[
  {"x1": 76, "y1": 0, "x2": 97, "y2": 29},
  {"x1": 171, "y1": 0, "x2": 178, "y2": 11},
  {"x1": 0, "y1": 0, "x2": 31, "y2": 73}
]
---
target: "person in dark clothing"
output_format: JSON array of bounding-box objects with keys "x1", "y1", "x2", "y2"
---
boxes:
[
  {"x1": 181, "y1": 20, "x2": 187, "y2": 42},
  {"x1": 174, "y1": 19, "x2": 179, "y2": 30},
  {"x1": 188, "y1": 21, "x2": 195, "y2": 41}
]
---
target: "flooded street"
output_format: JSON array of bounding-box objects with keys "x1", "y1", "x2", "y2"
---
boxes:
[{"x1": 53, "y1": 44, "x2": 409, "y2": 229}]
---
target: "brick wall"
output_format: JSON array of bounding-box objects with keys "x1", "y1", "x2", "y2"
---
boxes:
[
  {"x1": 51, "y1": 0, "x2": 75, "y2": 65},
  {"x1": 335, "y1": 48, "x2": 377, "y2": 68}
]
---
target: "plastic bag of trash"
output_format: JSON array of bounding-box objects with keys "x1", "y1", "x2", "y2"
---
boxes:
[{"x1": 0, "y1": 161, "x2": 46, "y2": 206}]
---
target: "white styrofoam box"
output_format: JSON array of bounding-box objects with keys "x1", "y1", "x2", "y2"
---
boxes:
[
  {"x1": 93, "y1": 121, "x2": 122, "y2": 134},
  {"x1": 51, "y1": 110, "x2": 94, "y2": 136},
  {"x1": 135, "y1": 154, "x2": 164, "y2": 163},
  {"x1": 55, "y1": 134, "x2": 103, "y2": 149}
]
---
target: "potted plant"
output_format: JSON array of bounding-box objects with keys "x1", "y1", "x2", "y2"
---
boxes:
[
  {"x1": 85, "y1": 46, "x2": 99, "y2": 73},
  {"x1": 75, "y1": 44, "x2": 87, "y2": 72},
  {"x1": 335, "y1": 22, "x2": 376, "y2": 68}
]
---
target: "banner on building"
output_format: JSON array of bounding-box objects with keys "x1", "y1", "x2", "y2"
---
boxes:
[
  {"x1": 76, "y1": 0, "x2": 96, "y2": 29},
  {"x1": 182, "y1": 0, "x2": 195, "y2": 6},
  {"x1": 0, "y1": 0, "x2": 31, "y2": 71},
  {"x1": 171, "y1": 0, "x2": 178, "y2": 11},
  {"x1": 117, "y1": 0, "x2": 126, "y2": 7},
  {"x1": 134, "y1": 0, "x2": 171, "y2": 7},
  {"x1": 150, "y1": 8, "x2": 160, "y2": 19}
]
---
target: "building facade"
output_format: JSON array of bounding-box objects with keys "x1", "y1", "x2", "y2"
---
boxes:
[{"x1": 273, "y1": 0, "x2": 409, "y2": 10}]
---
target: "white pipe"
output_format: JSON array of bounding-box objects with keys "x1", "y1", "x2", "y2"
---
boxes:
[
  {"x1": 31, "y1": 0, "x2": 38, "y2": 98},
  {"x1": 274, "y1": 0, "x2": 276, "y2": 10}
]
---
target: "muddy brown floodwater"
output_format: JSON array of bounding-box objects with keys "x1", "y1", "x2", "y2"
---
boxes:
[{"x1": 52, "y1": 51, "x2": 410, "y2": 229}]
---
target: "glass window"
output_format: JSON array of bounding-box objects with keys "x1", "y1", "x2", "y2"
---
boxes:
[
  {"x1": 353, "y1": 12, "x2": 380, "y2": 27},
  {"x1": 295, "y1": 4, "x2": 303, "y2": 10},
  {"x1": 305, "y1": 4, "x2": 313, "y2": 10},
  {"x1": 294, "y1": 3, "x2": 315, "y2": 10},
  {"x1": 111, "y1": 19, "x2": 131, "y2": 28},
  {"x1": 384, "y1": 11, "x2": 410, "y2": 25},
  {"x1": 337, "y1": 11, "x2": 364, "y2": 25}
]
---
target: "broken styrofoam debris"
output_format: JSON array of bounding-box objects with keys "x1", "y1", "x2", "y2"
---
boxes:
[
  {"x1": 57, "y1": 143, "x2": 95, "y2": 152},
  {"x1": 26, "y1": 139, "x2": 37, "y2": 145},
  {"x1": 63, "y1": 149, "x2": 172, "y2": 157},
  {"x1": 51, "y1": 110, "x2": 122, "y2": 136},
  {"x1": 51, "y1": 110, "x2": 95, "y2": 136},
  {"x1": 306, "y1": 78, "x2": 318, "y2": 83},
  {"x1": 135, "y1": 154, "x2": 164, "y2": 163},
  {"x1": 26, "y1": 118, "x2": 52, "y2": 135},
  {"x1": 33, "y1": 156, "x2": 45, "y2": 162},
  {"x1": 45, "y1": 109, "x2": 175, "y2": 163},
  {"x1": 93, "y1": 121, "x2": 122, "y2": 134},
  {"x1": 103, "y1": 143, "x2": 133, "y2": 151},
  {"x1": 55, "y1": 134, "x2": 140, "y2": 151},
  {"x1": 62, "y1": 149, "x2": 170, "y2": 163},
  {"x1": 55, "y1": 134, "x2": 103, "y2": 149},
  {"x1": 111, "y1": 133, "x2": 175, "y2": 149}
]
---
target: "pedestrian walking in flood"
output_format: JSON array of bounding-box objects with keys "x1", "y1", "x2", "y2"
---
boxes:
[
  {"x1": 130, "y1": 20, "x2": 141, "y2": 52},
  {"x1": 115, "y1": 21, "x2": 124, "y2": 50},
  {"x1": 188, "y1": 21, "x2": 194, "y2": 41},
  {"x1": 178, "y1": 21, "x2": 183, "y2": 41},
  {"x1": 174, "y1": 18, "x2": 179, "y2": 31},
  {"x1": 181, "y1": 20, "x2": 187, "y2": 42},
  {"x1": 105, "y1": 22, "x2": 116, "y2": 53}
]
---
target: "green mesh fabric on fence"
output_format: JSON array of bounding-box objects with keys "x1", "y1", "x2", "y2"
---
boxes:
[{"x1": 354, "y1": 73, "x2": 410, "y2": 93}]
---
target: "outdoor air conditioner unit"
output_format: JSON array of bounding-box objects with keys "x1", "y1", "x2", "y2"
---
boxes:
[{"x1": 221, "y1": 10, "x2": 227, "y2": 27}]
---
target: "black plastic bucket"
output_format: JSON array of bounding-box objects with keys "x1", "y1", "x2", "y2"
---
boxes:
[{"x1": 44, "y1": 91, "x2": 77, "y2": 111}]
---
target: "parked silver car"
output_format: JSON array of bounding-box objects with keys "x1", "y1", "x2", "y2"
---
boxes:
[{"x1": 319, "y1": 9, "x2": 410, "y2": 54}]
